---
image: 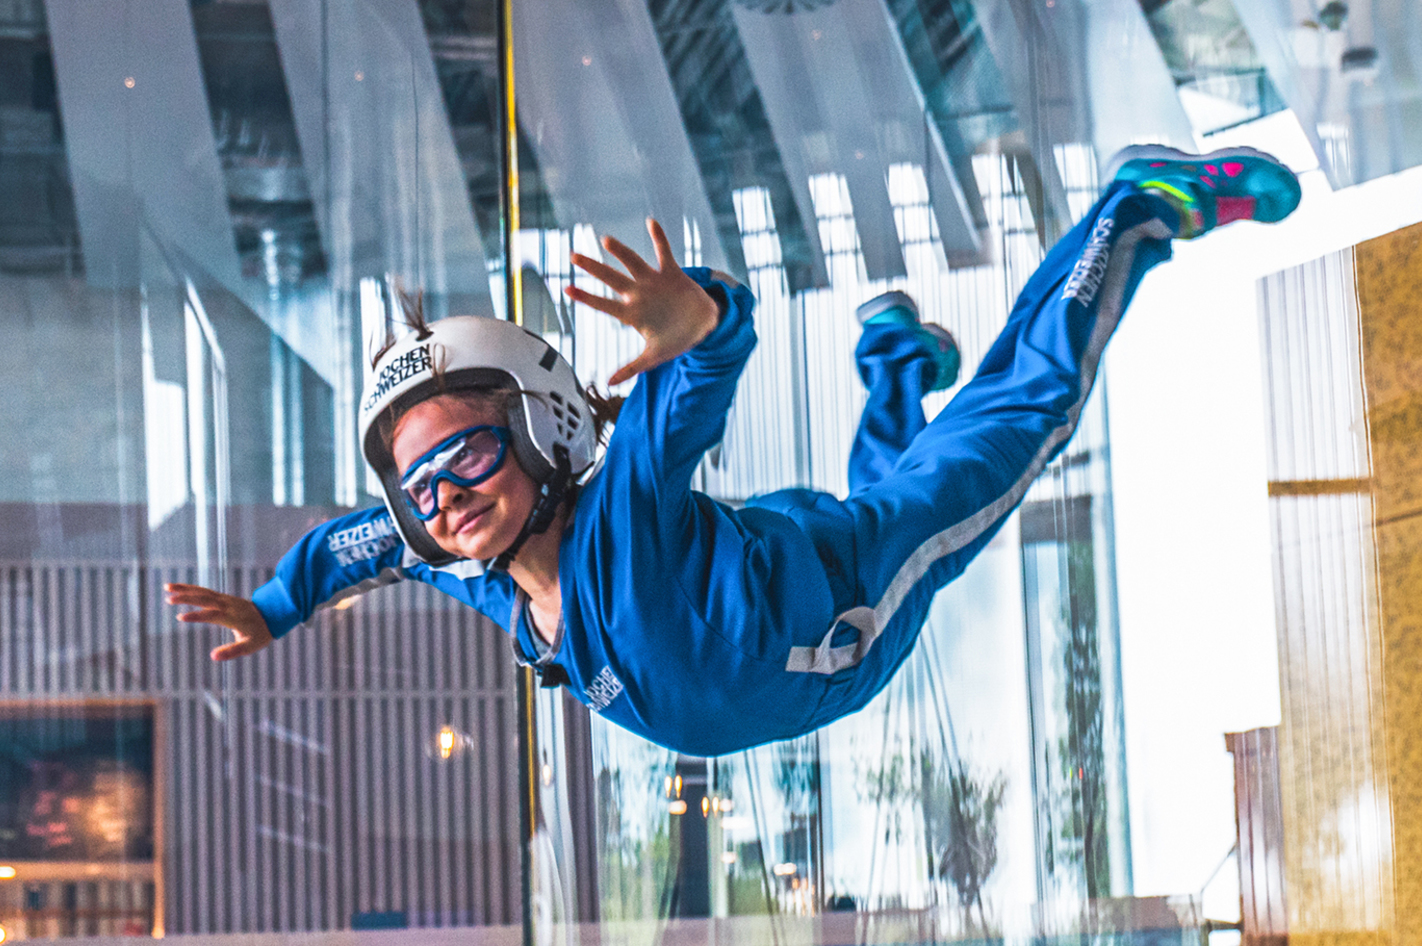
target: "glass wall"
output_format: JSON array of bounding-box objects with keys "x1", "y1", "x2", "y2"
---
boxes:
[
  {"x1": 0, "y1": 0, "x2": 524, "y2": 938},
  {"x1": 3, "y1": 0, "x2": 1422, "y2": 944},
  {"x1": 513, "y1": 0, "x2": 1422, "y2": 944},
  {"x1": 517, "y1": 1, "x2": 1162, "y2": 943}
]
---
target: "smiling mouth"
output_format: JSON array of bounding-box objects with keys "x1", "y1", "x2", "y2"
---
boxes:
[{"x1": 452, "y1": 504, "x2": 494, "y2": 535}]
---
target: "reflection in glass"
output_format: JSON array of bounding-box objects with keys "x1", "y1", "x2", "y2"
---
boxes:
[
  {"x1": 1138, "y1": 0, "x2": 1287, "y2": 136},
  {"x1": 1, "y1": 0, "x2": 526, "y2": 937},
  {"x1": 4, "y1": 0, "x2": 1422, "y2": 940}
]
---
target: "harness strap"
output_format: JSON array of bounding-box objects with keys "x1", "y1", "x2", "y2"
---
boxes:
[{"x1": 493, "y1": 446, "x2": 572, "y2": 571}]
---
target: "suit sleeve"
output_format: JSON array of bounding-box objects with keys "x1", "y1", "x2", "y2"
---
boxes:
[
  {"x1": 603, "y1": 267, "x2": 757, "y2": 511},
  {"x1": 251, "y1": 506, "x2": 408, "y2": 639}
]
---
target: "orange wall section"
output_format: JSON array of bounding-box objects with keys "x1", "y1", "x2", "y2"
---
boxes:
[
  {"x1": 1258, "y1": 235, "x2": 1421, "y2": 946},
  {"x1": 1357, "y1": 220, "x2": 1422, "y2": 946}
]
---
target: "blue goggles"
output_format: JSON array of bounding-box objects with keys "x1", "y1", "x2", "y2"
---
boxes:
[{"x1": 397, "y1": 425, "x2": 511, "y2": 521}]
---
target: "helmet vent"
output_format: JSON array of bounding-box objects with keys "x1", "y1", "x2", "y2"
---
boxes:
[{"x1": 550, "y1": 391, "x2": 565, "y2": 404}]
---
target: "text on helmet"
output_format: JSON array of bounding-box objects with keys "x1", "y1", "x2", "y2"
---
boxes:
[{"x1": 364, "y1": 345, "x2": 433, "y2": 412}]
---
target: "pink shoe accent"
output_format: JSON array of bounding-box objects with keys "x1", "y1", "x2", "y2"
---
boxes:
[
  {"x1": 1205, "y1": 164, "x2": 1219, "y2": 175},
  {"x1": 1223, "y1": 161, "x2": 1244, "y2": 177},
  {"x1": 1150, "y1": 161, "x2": 1167, "y2": 168},
  {"x1": 1199, "y1": 175, "x2": 1216, "y2": 188},
  {"x1": 1215, "y1": 195, "x2": 1257, "y2": 225}
]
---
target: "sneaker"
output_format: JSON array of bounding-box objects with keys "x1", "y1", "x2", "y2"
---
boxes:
[
  {"x1": 855, "y1": 291, "x2": 961, "y2": 392},
  {"x1": 1105, "y1": 145, "x2": 1302, "y2": 239}
]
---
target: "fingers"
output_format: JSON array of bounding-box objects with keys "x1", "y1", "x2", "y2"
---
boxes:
[
  {"x1": 165, "y1": 582, "x2": 226, "y2": 605},
  {"x1": 167, "y1": 583, "x2": 236, "y2": 614},
  {"x1": 563, "y1": 285, "x2": 625, "y2": 318},
  {"x1": 608, "y1": 351, "x2": 659, "y2": 388},
  {"x1": 600, "y1": 235, "x2": 655, "y2": 279},
  {"x1": 647, "y1": 218, "x2": 677, "y2": 272},
  {"x1": 211, "y1": 638, "x2": 267, "y2": 662},
  {"x1": 570, "y1": 253, "x2": 634, "y2": 295},
  {"x1": 176, "y1": 607, "x2": 232, "y2": 625},
  {"x1": 168, "y1": 582, "x2": 268, "y2": 662}
]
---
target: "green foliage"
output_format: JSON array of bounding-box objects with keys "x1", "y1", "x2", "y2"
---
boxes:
[
  {"x1": 1053, "y1": 539, "x2": 1111, "y2": 897},
  {"x1": 856, "y1": 744, "x2": 1006, "y2": 930},
  {"x1": 773, "y1": 738, "x2": 820, "y2": 812},
  {"x1": 920, "y1": 755, "x2": 1006, "y2": 917},
  {"x1": 595, "y1": 763, "x2": 675, "y2": 922},
  {"x1": 855, "y1": 750, "x2": 915, "y2": 845},
  {"x1": 726, "y1": 840, "x2": 770, "y2": 916}
]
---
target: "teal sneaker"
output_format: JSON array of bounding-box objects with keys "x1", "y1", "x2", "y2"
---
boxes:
[
  {"x1": 1105, "y1": 145, "x2": 1302, "y2": 239},
  {"x1": 856, "y1": 290, "x2": 961, "y2": 392}
]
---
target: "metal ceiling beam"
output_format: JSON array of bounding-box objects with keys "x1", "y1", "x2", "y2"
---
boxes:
[
  {"x1": 732, "y1": 0, "x2": 983, "y2": 282},
  {"x1": 43, "y1": 0, "x2": 241, "y2": 291},
  {"x1": 511, "y1": 0, "x2": 729, "y2": 272},
  {"x1": 966, "y1": 0, "x2": 1080, "y2": 240},
  {"x1": 1079, "y1": 0, "x2": 1196, "y2": 163},
  {"x1": 1233, "y1": 0, "x2": 1422, "y2": 187},
  {"x1": 268, "y1": 0, "x2": 495, "y2": 317}
]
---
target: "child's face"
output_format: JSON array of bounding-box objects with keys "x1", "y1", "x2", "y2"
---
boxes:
[{"x1": 391, "y1": 394, "x2": 538, "y2": 561}]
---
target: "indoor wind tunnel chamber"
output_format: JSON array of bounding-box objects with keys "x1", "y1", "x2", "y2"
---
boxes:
[
  {"x1": 504, "y1": 0, "x2": 1420, "y2": 939},
  {"x1": 4, "y1": 0, "x2": 1419, "y2": 941},
  {"x1": 501, "y1": 0, "x2": 1159, "y2": 942}
]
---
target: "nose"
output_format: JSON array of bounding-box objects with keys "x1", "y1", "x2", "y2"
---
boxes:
[{"x1": 434, "y1": 477, "x2": 471, "y2": 512}]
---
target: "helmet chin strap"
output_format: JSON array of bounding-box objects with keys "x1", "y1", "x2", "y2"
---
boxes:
[{"x1": 492, "y1": 446, "x2": 572, "y2": 572}]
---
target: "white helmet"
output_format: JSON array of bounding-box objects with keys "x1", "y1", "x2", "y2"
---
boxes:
[{"x1": 359, "y1": 316, "x2": 597, "y2": 565}]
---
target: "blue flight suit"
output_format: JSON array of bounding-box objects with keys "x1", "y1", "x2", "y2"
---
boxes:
[{"x1": 252, "y1": 182, "x2": 1177, "y2": 756}]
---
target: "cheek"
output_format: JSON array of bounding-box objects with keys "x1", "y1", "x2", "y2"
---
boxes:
[{"x1": 486, "y1": 463, "x2": 538, "y2": 512}]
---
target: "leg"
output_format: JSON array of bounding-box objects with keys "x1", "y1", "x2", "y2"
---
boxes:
[
  {"x1": 848, "y1": 321, "x2": 934, "y2": 491},
  {"x1": 848, "y1": 292, "x2": 961, "y2": 492},
  {"x1": 765, "y1": 148, "x2": 1300, "y2": 723},
  {"x1": 767, "y1": 180, "x2": 1177, "y2": 705},
  {"x1": 787, "y1": 181, "x2": 1179, "y2": 695}
]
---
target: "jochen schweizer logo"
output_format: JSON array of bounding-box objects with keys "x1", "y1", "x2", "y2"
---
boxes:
[
  {"x1": 1061, "y1": 217, "x2": 1114, "y2": 306},
  {"x1": 364, "y1": 345, "x2": 432, "y2": 412},
  {"x1": 585, "y1": 666, "x2": 625, "y2": 712},
  {"x1": 328, "y1": 515, "x2": 398, "y2": 565}
]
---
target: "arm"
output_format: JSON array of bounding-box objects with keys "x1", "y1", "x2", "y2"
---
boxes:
[
  {"x1": 606, "y1": 269, "x2": 754, "y2": 495},
  {"x1": 565, "y1": 219, "x2": 758, "y2": 496},
  {"x1": 169, "y1": 506, "x2": 408, "y2": 661},
  {"x1": 250, "y1": 506, "x2": 408, "y2": 638},
  {"x1": 564, "y1": 218, "x2": 734, "y2": 387}
]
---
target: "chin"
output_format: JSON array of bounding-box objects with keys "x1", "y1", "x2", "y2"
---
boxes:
[
  {"x1": 433, "y1": 542, "x2": 496, "y2": 563},
  {"x1": 437, "y1": 528, "x2": 518, "y2": 563}
]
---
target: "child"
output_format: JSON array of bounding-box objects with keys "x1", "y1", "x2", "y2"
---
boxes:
[{"x1": 167, "y1": 147, "x2": 1301, "y2": 756}]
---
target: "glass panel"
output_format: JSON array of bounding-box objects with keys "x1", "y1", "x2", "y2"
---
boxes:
[
  {"x1": 5, "y1": 0, "x2": 1422, "y2": 943},
  {"x1": 511, "y1": 2, "x2": 1422, "y2": 946},
  {"x1": 1137, "y1": 0, "x2": 1288, "y2": 136},
  {"x1": 1, "y1": 0, "x2": 522, "y2": 938},
  {"x1": 513, "y1": 0, "x2": 1129, "y2": 939}
]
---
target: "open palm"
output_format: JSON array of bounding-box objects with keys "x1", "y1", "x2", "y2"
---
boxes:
[
  {"x1": 166, "y1": 582, "x2": 275, "y2": 662},
  {"x1": 564, "y1": 218, "x2": 722, "y2": 387}
]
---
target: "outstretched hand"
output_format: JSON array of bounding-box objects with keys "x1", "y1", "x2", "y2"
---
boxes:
[
  {"x1": 565, "y1": 218, "x2": 722, "y2": 387},
  {"x1": 166, "y1": 582, "x2": 275, "y2": 662}
]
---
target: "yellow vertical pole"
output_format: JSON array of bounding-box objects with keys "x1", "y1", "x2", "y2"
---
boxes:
[
  {"x1": 495, "y1": 2, "x2": 537, "y2": 945},
  {"x1": 500, "y1": 0, "x2": 521, "y2": 330}
]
